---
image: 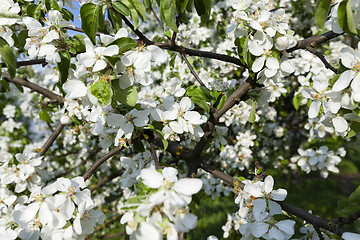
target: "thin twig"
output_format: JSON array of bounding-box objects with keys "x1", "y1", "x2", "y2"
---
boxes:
[
  {"x1": 83, "y1": 146, "x2": 123, "y2": 180},
  {"x1": 180, "y1": 53, "x2": 206, "y2": 87},
  {"x1": 90, "y1": 168, "x2": 125, "y2": 193},
  {"x1": 305, "y1": 46, "x2": 337, "y2": 73},
  {"x1": 39, "y1": 123, "x2": 65, "y2": 156},
  {"x1": 1, "y1": 58, "x2": 48, "y2": 68},
  {"x1": 2, "y1": 74, "x2": 65, "y2": 104},
  {"x1": 150, "y1": 142, "x2": 162, "y2": 170},
  {"x1": 314, "y1": 225, "x2": 325, "y2": 240},
  {"x1": 149, "y1": 4, "x2": 164, "y2": 31}
]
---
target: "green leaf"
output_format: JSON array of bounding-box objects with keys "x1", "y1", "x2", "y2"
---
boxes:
[
  {"x1": 90, "y1": 80, "x2": 113, "y2": 106},
  {"x1": 0, "y1": 37, "x2": 16, "y2": 79},
  {"x1": 120, "y1": 0, "x2": 140, "y2": 29},
  {"x1": 60, "y1": 8, "x2": 74, "y2": 21},
  {"x1": 108, "y1": 8, "x2": 123, "y2": 31},
  {"x1": 339, "y1": 204, "x2": 360, "y2": 217},
  {"x1": 132, "y1": 0, "x2": 147, "y2": 20},
  {"x1": 185, "y1": 85, "x2": 210, "y2": 101},
  {"x1": 57, "y1": 51, "x2": 71, "y2": 85},
  {"x1": 39, "y1": 110, "x2": 54, "y2": 123},
  {"x1": 109, "y1": 37, "x2": 137, "y2": 53},
  {"x1": 80, "y1": 3, "x2": 100, "y2": 44},
  {"x1": 314, "y1": 0, "x2": 331, "y2": 29},
  {"x1": 194, "y1": 0, "x2": 211, "y2": 24},
  {"x1": 292, "y1": 93, "x2": 302, "y2": 110},
  {"x1": 338, "y1": 0, "x2": 357, "y2": 35},
  {"x1": 176, "y1": 0, "x2": 189, "y2": 13},
  {"x1": 160, "y1": 0, "x2": 178, "y2": 32},
  {"x1": 67, "y1": 34, "x2": 86, "y2": 54},
  {"x1": 111, "y1": 80, "x2": 138, "y2": 106},
  {"x1": 191, "y1": 97, "x2": 210, "y2": 113},
  {"x1": 113, "y1": 1, "x2": 130, "y2": 16},
  {"x1": 349, "y1": 189, "x2": 360, "y2": 203},
  {"x1": 249, "y1": 100, "x2": 256, "y2": 123}
]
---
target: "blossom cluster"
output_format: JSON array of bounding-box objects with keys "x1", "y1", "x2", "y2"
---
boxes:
[
  {"x1": 222, "y1": 176, "x2": 295, "y2": 240},
  {"x1": 290, "y1": 146, "x2": 346, "y2": 178},
  {"x1": 120, "y1": 166, "x2": 203, "y2": 239}
]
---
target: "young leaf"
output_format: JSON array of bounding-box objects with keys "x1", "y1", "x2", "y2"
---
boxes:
[
  {"x1": 249, "y1": 100, "x2": 256, "y2": 123},
  {"x1": 90, "y1": 80, "x2": 113, "y2": 106},
  {"x1": 113, "y1": 1, "x2": 130, "y2": 16},
  {"x1": 112, "y1": 80, "x2": 138, "y2": 106},
  {"x1": 338, "y1": 0, "x2": 357, "y2": 35},
  {"x1": 109, "y1": 37, "x2": 137, "y2": 53},
  {"x1": 132, "y1": 0, "x2": 147, "y2": 20},
  {"x1": 314, "y1": 0, "x2": 331, "y2": 29},
  {"x1": 0, "y1": 37, "x2": 16, "y2": 79},
  {"x1": 80, "y1": 3, "x2": 100, "y2": 44},
  {"x1": 160, "y1": 0, "x2": 178, "y2": 32},
  {"x1": 39, "y1": 110, "x2": 54, "y2": 123},
  {"x1": 57, "y1": 51, "x2": 71, "y2": 85}
]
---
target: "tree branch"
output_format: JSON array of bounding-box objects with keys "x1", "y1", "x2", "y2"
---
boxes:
[
  {"x1": 39, "y1": 123, "x2": 65, "y2": 156},
  {"x1": 1, "y1": 58, "x2": 48, "y2": 68},
  {"x1": 199, "y1": 162, "x2": 350, "y2": 236},
  {"x1": 180, "y1": 53, "x2": 206, "y2": 87},
  {"x1": 287, "y1": 30, "x2": 342, "y2": 52},
  {"x1": 83, "y1": 146, "x2": 124, "y2": 181},
  {"x1": 2, "y1": 74, "x2": 65, "y2": 104}
]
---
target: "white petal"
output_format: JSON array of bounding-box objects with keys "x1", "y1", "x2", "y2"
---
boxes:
[
  {"x1": 140, "y1": 167, "x2": 163, "y2": 188},
  {"x1": 308, "y1": 101, "x2": 321, "y2": 118},
  {"x1": 333, "y1": 116, "x2": 348, "y2": 132},
  {"x1": 173, "y1": 178, "x2": 203, "y2": 196},
  {"x1": 271, "y1": 188, "x2": 287, "y2": 201},
  {"x1": 263, "y1": 176, "x2": 274, "y2": 193},
  {"x1": 266, "y1": 57, "x2": 279, "y2": 70},
  {"x1": 332, "y1": 70, "x2": 355, "y2": 92},
  {"x1": 252, "y1": 56, "x2": 265, "y2": 72}
]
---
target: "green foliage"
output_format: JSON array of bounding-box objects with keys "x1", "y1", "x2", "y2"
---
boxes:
[
  {"x1": 194, "y1": 0, "x2": 212, "y2": 25},
  {"x1": 160, "y1": 0, "x2": 178, "y2": 32},
  {"x1": 108, "y1": 37, "x2": 137, "y2": 53},
  {"x1": 39, "y1": 109, "x2": 54, "y2": 124},
  {"x1": 57, "y1": 51, "x2": 71, "y2": 85},
  {"x1": 111, "y1": 79, "x2": 138, "y2": 107},
  {"x1": 80, "y1": 3, "x2": 101, "y2": 44},
  {"x1": 314, "y1": 0, "x2": 331, "y2": 29},
  {"x1": 0, "y1": 37, "x2": 16, "y2": 79},
  {"x1": 338, "y1": 0, "x2": 358, "y2": 36},
  {"x1": 112, "y1": 1, "x2": 131, "y2": 16},
  {"x1": 90, "y1": 79, "x2": 113, "y2": 106},
  {"x1": 248, "y1": 100, "x2": 256, "y2": 123}
]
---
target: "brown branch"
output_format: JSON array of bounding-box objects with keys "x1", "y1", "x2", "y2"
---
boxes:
[
  {"x1": 1, "y1": 58, "x2": 48, "y2": 68},
  {"x1": 199, "y1": 162, "x2": 350, "y2": 236},
  {"x1": 149, "y1": 4, "x2": 164, "y2": 32},
  {"x1": 83, "y1": 146, "x2": 124, "y2": 181},
  {"x1": 111, "y1": 9, "x2": 246, "y2": 68},
  {"x1": 286, "y1": 30, "x2": 342, "y2": 74},
  {"x1": 2, "y1": 74, "x2": 65, "y2": 104},
  {"x1": 180, "y1": 53, "x2": 206, "y2": 87},
  {"x1": 39, "y1": 123, "x2": 65, "y2": 156},
  {"x1": 150, "y1": 142, "x2": 162, "y2": 170},
  {"x1": 90, "y1": 168, "x2": 125, "y2": 193},
  {"x1": 287, "y1": 31, "x2": 342, "y2": 52},
  {"x1": 305, "y1": 46, "x2": 337, "y2": 73}
]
